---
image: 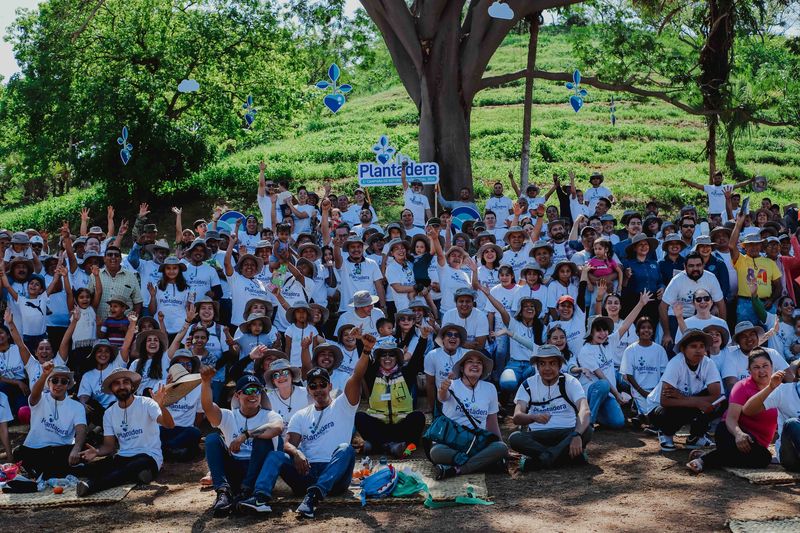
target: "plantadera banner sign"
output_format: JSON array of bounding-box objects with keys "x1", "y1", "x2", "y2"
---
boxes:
[{"x1": 357, "y1": 135, "x2": 439, "y2": 187}]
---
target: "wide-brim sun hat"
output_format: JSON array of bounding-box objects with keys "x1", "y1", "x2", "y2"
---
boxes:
[
  {"x1": 235, "y1": 253, "x2": 265, "y2": 274},
  {"x1": 349, "y1": 290, "x2": 379, "y2": 308},
  {"x1": 162, "y1": 361, "x2": 202, "y2": 406},
  {"x1": 476, "y1": 242, "x2": 503, "y2": 263},
  {"x1": 676, "y1": 328, "x2": 712, "y2": 353},
  {"x1": 584, "y1": 315, "x2": 615, "y2": 341},
  {"x1": 133, "y1": 329, "x2": 169, "y2": 358},
  {"x1": 514, "y1": 297, "x2": 543, "y2": 321},
  {"x1": 625, "y1": 233, "x2": 659, "y2": 258},
  {"x1": 310, "y1": 303, "x2": 330, "y2": 324},
  {"x1": 661, "y1": 233, "x2": 687, "y2": 252},
  {"x1": 48, "y1": 365, "x2": 76, "y2": 389},
  {"x1": 264, "y1": 358, "x2": 302, "y2": 390},
  {"x1": 312, "y1": 342, "x2": 344, "y2": 371},
  {"x1": 102, "y1": 367, "x2": 142, "y2": 394},
  {"x1": 732, "y1": 321, "x2": 765, "y2": 344},
  {"x1": 703, "y1": 324, "x2": 730, "y2": 348},
  {"x1": 286, "y1": 301, "x2": 312, "y2": 325},
  {"x1": 373, "y1": 342, "x2": 405, "y2": 367},
  {"x1": 239, "y1": 313, "x2": 273, "y2": 334},
  {"x1": 451, "y1": 350, "x2": 493, "y2": 381},
  {"x1": 243, "y1": 298, "x2": 274, "y2": 320},
  {"x1": 530, "y1": 344, "x2": 565, "y2": 364},
  {"x1": 435, "y1": 324, "x2": 467, "y2": 347},
  {"x1": 158, "y1": 256, "x2": 187, "y2": 272}
]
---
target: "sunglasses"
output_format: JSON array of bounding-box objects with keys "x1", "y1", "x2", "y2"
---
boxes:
[
  {"x1": 682, "y1": 224, "x2": 696, "y2": 229},
  {"x1": 398, "y1": 316, "x2": 414, "y2": 322},
  {"x1": 444, "y1": 331, "x2": 460, "y2": 338},
  {"x1": 271, "y1": 369, "x2": 291, "y2": 380},
  {"x1": 50, "y1": 377, "x2": 70, "y2": 386},
  {"x1": 308, "y1": 381, "x2": 328, "y2": 391},
  {"x1": 105, "y1": 252, "x2": 121, "y2": 258},
  {"x1": 240, "y1": 386, "x2": 262, "y2": 396},
  {"x1": 175, "y1": 360, "x2": 193, "y2": 368},
  {"x1": 694, "y1": 296, "x2": 711, "y2": 302}
]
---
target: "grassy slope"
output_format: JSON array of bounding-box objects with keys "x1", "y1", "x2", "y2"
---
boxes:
[{"x1": 2, "y1": 26, "x2": 798, "y2": 229}]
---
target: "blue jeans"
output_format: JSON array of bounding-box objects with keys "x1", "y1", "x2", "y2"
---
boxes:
[
  {"x1": 499, "y1": 359, "x2": 535, "y2": 393},
  {"x1": 780, "y1": 418, "x2": 800, "y2": 472},
  {"x1": 491, "y1": 334, "x2": 510, "y2": 383},
  {"x1": 254, "y1": 443, "x2": 356, "y2": 499},
  {"x1": 0, "y1": 382, "x2": 27, "y2": 417},
  {"x1": 160, "y1": 426, "x2": 202, "y2": 452},
  {"x1": 736, "y1": 298, "x2": 761, "y2": 328},
  {"x1": 205, "y1": 432, "x2": 279, "y2": 492},
  {"x1": 586, "y1": 380, "x2": 624, "y2": 428}
]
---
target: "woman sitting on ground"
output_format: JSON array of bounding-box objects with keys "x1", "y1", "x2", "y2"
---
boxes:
[
  {"x1": 429, "y1": 350, "x2": 508, "y2": 479},
  {"x1": 687, "y1": 349, "x2": 777, "y2": 473},
  {"x1": 355, "y1": 326, "x2": 431, "y2": 458}
]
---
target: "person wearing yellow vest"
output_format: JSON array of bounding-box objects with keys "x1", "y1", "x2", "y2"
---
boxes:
[{"x1": 355, "y1": 329, "x2": 431, "y2": 458}]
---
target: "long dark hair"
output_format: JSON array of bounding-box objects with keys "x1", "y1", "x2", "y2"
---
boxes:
[
  {"x1": 135, "y1": 335, "x2": 166, "y2": 379},
  {"x1": 158, "y1": 270, "x2": 188, "y2": 292},
  {"x1": 547, "y1": 325, "x2": 573, "y2": 361}
]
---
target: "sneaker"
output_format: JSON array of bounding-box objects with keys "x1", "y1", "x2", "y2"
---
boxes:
[
  {"x1": 387, "y1": 442, "x2": 406, "y2": 458},
  {"x1": 212, "y1": 489, "x2": 234, "y2": 517},
  {"x1": 296, "y1": 489, "x2": 319, "y2": 519},
  {"x1": 685, "y1": 434, "x2": 714, "y2": 449},
  {"x1": 434, "y1": 464, "x2": 457, "y2": 480},
  {"x1": 238, "y1": 493, "x2": 272, "y2": 514},
  {"x1": 659, "y1": 433, "x2": 677, "y2": 452},
  {"x1": 76, "y1": 480, "x2": 92, "y2": 497}
]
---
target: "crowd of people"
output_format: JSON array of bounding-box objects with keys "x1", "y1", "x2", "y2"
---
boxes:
[{"x1": 0, "y1": 161, "x2": 799, "y2": 519}]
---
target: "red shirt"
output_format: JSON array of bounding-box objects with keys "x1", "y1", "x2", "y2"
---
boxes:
[{"x1": 724, "y1": 376, "x2": 778, "y2": 448}]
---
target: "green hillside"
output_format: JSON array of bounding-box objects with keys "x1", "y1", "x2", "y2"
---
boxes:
[{"x1": 1, "y1": 26, "x2": 797, "y2": 230}]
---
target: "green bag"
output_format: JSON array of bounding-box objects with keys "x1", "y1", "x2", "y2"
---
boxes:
[{"x1": 422, "y1": 390, "x2": 499, "y2": 466}]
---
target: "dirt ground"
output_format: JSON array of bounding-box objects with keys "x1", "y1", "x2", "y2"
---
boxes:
[{"x1": 7, "y1": 420, "x2": 799, "y2": 532}]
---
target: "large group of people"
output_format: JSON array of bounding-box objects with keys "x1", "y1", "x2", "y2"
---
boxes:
[{"x1": 0, "y1": 162, "x2": 799, "y2": 519}]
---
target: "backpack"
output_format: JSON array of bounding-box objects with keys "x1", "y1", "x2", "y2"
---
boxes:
[
  {"x1": 359, "y1": 465, "x2": 399, "y2": 506},
  {"x1": 522, "y1": 374, "x2": 578, "y2": 414}
]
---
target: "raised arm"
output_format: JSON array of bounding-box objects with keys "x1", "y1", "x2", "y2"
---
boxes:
[
  {"x1": 224, "y1": 220, "x2": 240, "y2": 277},
  {"x1": 477, "y1": 284, "x2": 510, "y2": 326},
  {"x1": 732, "y1": 176, "x2": 754, "y2": 190},
  {"x1": 119, "y1": 313, "x2": 137, "y2": 363},
  {"x1": 344, "y1": 332, "x2": 374, "y2": 406},
  {"x1": 400, "y1": 161, "x2": 409, "y2": 191},
  {"x1": 4, "y1": 310, "x2": 32, "y2": 365},
  {"x1": 257, "y1": 160, "x2": 267, "y2": 198},
  {"x1": 617, "y1": 290, "x2": 653, "y2": 337},
  {"x1": 172, "y1": 207, "x2": 184, "y2": 244},
  {"x1": 742, "y1": 370, "x2": 784, "y2": 416},
  {"x1": 112, "y1": 219, "x2": 128, "y2": 250},
  {"x1": 60, "y1": 223, "x2": 79, "y2": 274},
  {"x1": 80, "y1": 208, "x2": 90, "y2": 237},
  {"x1": 106, "y1": 206, "x2": 116, "y2": 238},
  {"x1": 30, "y1": 361, "x2": 54, "y2": 408},
  {"x1": 509, "y1": 170, "x2": 520, "y2": 197},
  {"x1": 199, "y1": 365, "x2": 223, "y2": 426},
  {"x1": 59, "y1": 308, "x2": 80, "y2": 362},
  {"x1": 428, "y1": 225, "x2": 445, "y2": 267},
  {"x1": 729, "y1": 210, "x2": 744, "y2": 263},
  {"x1": 0, "y1": 266, "x2": 18, "y2": 301},
  {"x1": 680, "y1": 178, "x2": 705, "y2": 191},
  {"x1": 320, "y1": 198, "x2": 332, "y2": 247}
]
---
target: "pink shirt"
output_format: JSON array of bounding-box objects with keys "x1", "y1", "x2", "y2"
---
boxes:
[
  {"x1": 724, "y1": 376, "x2": 778, "y2": 448},
  {"x1": 587, "y1": 257, "x2": 618, "y2": 278}
]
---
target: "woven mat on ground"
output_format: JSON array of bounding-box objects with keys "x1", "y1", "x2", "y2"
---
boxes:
[
  {"x1": 0, "y1": 483, "x2": 134, "y2": 509},
  {"x1": 729, "y1": 518, "x2": 800, "y2": 533},
  {"x1": 270, "y1": 458, "x2": 488, "y2": 504},
  {"x1": 725, "y1": 466, "x2": 800, "y2": 485}
]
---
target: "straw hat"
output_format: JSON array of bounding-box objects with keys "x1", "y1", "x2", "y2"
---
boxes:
[
  {"x1": 451, "y1": 350, "x2": 493, "y2": 381},
  {"x1": 162, "y1": 358, "x2": 202, "y2": 406},
  {"x1": 102, "y1": 367, "x2": 142, "y2": 394}
]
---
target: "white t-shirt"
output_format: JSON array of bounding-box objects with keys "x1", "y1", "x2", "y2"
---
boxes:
[
  {"x1": 337, "y1": 257, "x2": 382, "y2": 312},
  {"x1": 0, "y1": 392, "x2": 12, "y2": 423},
  {"x1": 703, "y1": 184, "x2": 732, "y2": 215},
  {"x1": 512, "y1": 284, "x2": 547, "y2": 317},
  {"x1": 661, "y1": 271, "x2": 723, "y2": 317},
  {"x1": 475, "y1": 266, "x2": 499, "y2": 310},
  {"x1": 386, "y1": 261, "x2": 416, "y2": 311},
  {"x1": 620, "y1": 342, "x2": 668, "y2": 411},
  {"x1": 24, "y1": 393, "x2": 86, "y2": 448},
  {"x1": 103, "y1": 395, "x2": 164, "y2": 468},
  {"x1": 129, "y1": 352, "x2": 171, "y2": 395},
  {"x1": 216, "y1": 407, "x2": 282, "y2": 459},
  {"x1": 611, "y1": 319, "x2": 638, "y2": 367},
  {"x1": 24, "y1": 353, "x2": 68, "y2": 390},
  {"x1": 514, "y1": 373, "x2": 584, "y2": 430},
  {"x1": 403, "y1": 189, "x2": 431, "y2": 225},
  {"x1": 646, "y1": 355, "x2": 721, "y2": 413},
  {"x1": 507, "y1": 317, "x2": 540, "y2": 361},
  {"x1": 675, "y1": 315, "x2": 729, "y2": 345},
  {"x1": 257, "y1": 194, "x2": 277, "y2": 231},
  {"x1": 584, "y1": 186, "x2": 613, "y2": 211},
  {"x1": 763, "y1": 383, "x2": 800, "y2": 455},
  {"x1": 335, "y1": 308, "x2": 385, "y2": 339},
  {"x1": 167, "y1": 386, "x2": 202, "y2": 428},
  {"x1": 273, "y1": 276, "x2": 311, "y2": 332},
  {"x1": 437, "y1": 265, "x2": 471, "y2": 313},
  {"x1": 500, "y1": 244, "x2": 534, "y2": 280},
  {"x1": 16, "y1": 294, "x2": 50, "y2": 336},
  {"x1": 441, "y1": 379, "x2": 498, "y2": 430},
  {"x1": 288, "y1": 393, "x2": 359, "y2": 463},
  {"x1": 550, "y1": 309, "x2": 587, "y2": 357},
  {"x1": 153, "y1": 285, "x2": 190, "y2": 334},
  {"x1": 487, "y1": 284, "x2": 519, "y2": 330},
  {"x1": 227, "y1": 272, "x2": 271, "y2": 327},
  {"x1": 78, "y1": 356, "x2": 127, "y2": 408},
  {"x1": 721, "y1": 346, "x2": 788, "y2": 382},
  {"x1": 442, "y1": 308, "x2": 489, "y2": 344},
  {"x1": 293, "y1": 204, "x2": 317, "y2": 234},
  {"x1": 485, "y1": 196, "x2": 514, "y2": 216},
  {"x1": 764, "y1": 313, "x2": 798, "y2": 363},
  {"x1": 136, "y1": 259, "x2": 162, "y2": 308},
  {"x1": 73, "y1": 306, "x2": 97, "y2": 348},
  {"x1": 267, "y1": 386, "x2": 311, "y2": 434},
  {"x1": 285, "y1": 324, "x2": 319, "y2": 367},
  {"x1": 424, "y1": 347, "x2": 467, "y2": 389},
  {"x1": 573, "y1": 335, "x2": 620, "y2": 392},
  {"x1": 237, "y1": 231, "x2": 261, "y2": 254},
  {"x1": 0, "y1": 344, "x2": 26, "y2": 380},
  {"x1": 183, "y1": 262, "x2": 221, "y2": 301},
  {"x1": 545, "y1": 280, "x2": 578, "y2": 310}
]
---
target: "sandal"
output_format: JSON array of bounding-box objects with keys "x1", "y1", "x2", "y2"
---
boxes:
[
  {"x1": 686, "y1": 458, "x2": 704, "y2": 474},
  {"x1": 200, "y1": 471, "x2": 212, "y2": 487},
  {"x1": 688, "y1": 449, "x2": 705, "y2": 461}
]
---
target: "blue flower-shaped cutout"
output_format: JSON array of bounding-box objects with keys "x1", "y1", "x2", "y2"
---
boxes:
[
  {"x1": 565, "y1": 69, "x2": 588, "y2": 112},
  {"x1": 117, "y1": 126, "x2": 133, "y2": 165},
  {"x1": 315, "y1": 64, "x2": 352, "y2": 114},
  {"x1": 372, "y1": 135, "x2": 396, "y2": 165},
  {"x1": 243, "y1": 95, "x2": 257, "y2": 127}
]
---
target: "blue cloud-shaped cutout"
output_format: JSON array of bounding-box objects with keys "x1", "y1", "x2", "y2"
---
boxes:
[
  {"x1": 488, "y1": 1, "x2": 514, "y2": 20},
  {"x1": 178, "y1": 79, "x2": 200, "y2": 93}
]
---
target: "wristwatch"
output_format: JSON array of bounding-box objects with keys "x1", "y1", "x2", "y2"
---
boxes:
[{"x1": 571, "y1": 430, "x2": 582, "y2": 439}]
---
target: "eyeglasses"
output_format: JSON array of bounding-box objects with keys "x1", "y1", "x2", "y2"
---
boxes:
[
  {"x1": 444, "y1": 331, "x2": 460, "y2": 338},
  {"x1": 694, "y1": 296, "x2": 711, "y2": 302},
  {"x1": 50, "y1": 377, "x2": 70, "y2": 386},
  {"x1": 308, "y1": 381, "x2": 328, "y2": 390},
  {"x1": 682, "y1": 224, "x2": 696, "y2": 229},
  {"x1": 271, "y1": 369, "x2": 291, "y2": 380},
  {"x1": 240, "y1": 386, "x2": 262, "y2": 396}
]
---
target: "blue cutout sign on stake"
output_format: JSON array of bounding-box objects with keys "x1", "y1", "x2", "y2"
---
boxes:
[
  {"x1": 610, "y1": 96, "x2": 617, "y2": 126},
  {"x1": 243, "y1": 95, "x2": 257, "y2": 127},
  {"x1": 565, "y1": 70, "x2": 588, "y2": 112},
  {"x1": 117, "y1": 126, "x2": 133, "y2": 165},
  {"x1": 315, "y1": 64, "x2": 352, "y2": 114}
]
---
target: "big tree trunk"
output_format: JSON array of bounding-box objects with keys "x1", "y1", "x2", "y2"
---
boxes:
[{"x1": 519, "y1": 13, "x2": 542, "y2": 192}]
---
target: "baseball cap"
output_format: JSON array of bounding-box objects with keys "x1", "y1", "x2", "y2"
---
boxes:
[
  {"x1": 235, "y1": 375, "x2": 264, "y2": 392},
  {"x1": 557, "y1": 295, "x2": 575, "y2": 305},
  {"x1": 306, "y1": 367, "x2": 331, "y2": 385}
]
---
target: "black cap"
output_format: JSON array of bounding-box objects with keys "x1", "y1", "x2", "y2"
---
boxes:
[
  {"x1": 306, "y1": 367, "x2": 331, "y2": 385},
  {"x1": 235, "y1": 374, "x2": 264, "y2": 392}
]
